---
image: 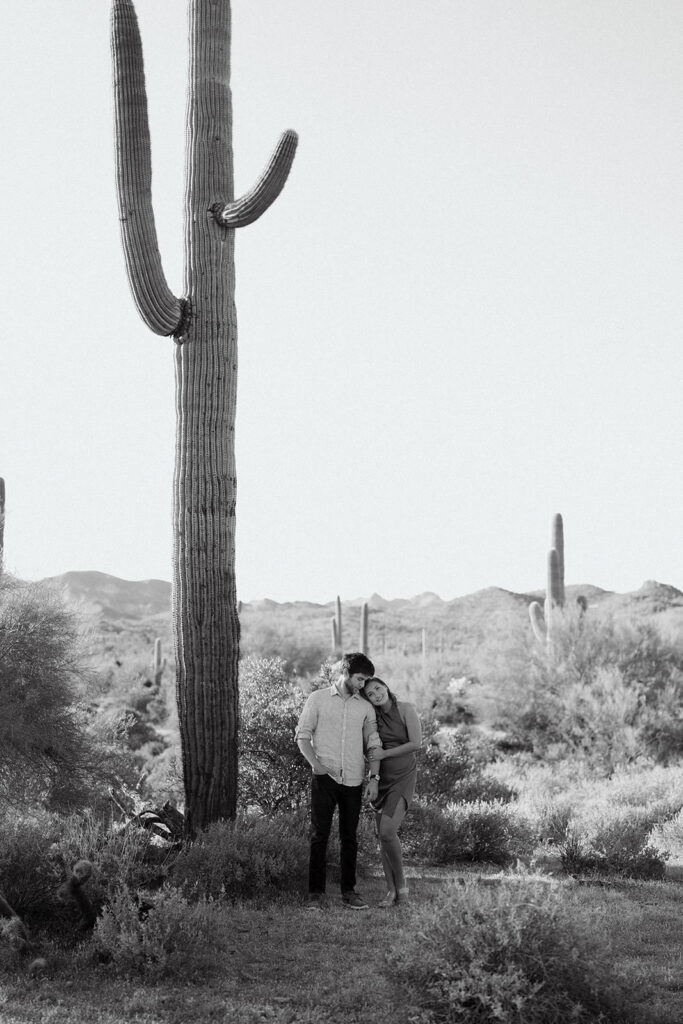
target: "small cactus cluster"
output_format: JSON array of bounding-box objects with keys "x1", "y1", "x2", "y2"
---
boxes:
[
  {"x1": 529, "y1": 513, "x2": 565, "y2": 644},
  {"x1": 58, "y1": 859, "x2": 96, "y2": 930}
]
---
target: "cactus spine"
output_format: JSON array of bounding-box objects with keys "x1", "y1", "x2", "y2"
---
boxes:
[
  {"x1": 111, "y1": 0, "x2": 297, "y2": 832},
  {"x1": 359, "y1": 601, "x2": 369, "y2": 655},
  {"x1": 529, "y1": 513, "x2": 566, "y2": 644}
]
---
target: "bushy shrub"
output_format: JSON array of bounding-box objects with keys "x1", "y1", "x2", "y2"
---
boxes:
[
  {"x1": 650, "y1": 807, "x2": 683, "y2": 862},
  {"x1": 0, "y1": 811, "x2": 65, "y2": 923},
  {"x1": 500, "y1": 609, "x2": 683, "y2": 769},
  {"x1": 241, "y1": 626, "x2": 329, "y2": 681},
  {"x1": 238, "y1": 656, "x2": 310, "y2": 813},
  {"x1": 169, "y1": 813, "x2": 309, "y2": 901},
  {"x1": 401, "y1": 800, "x2": 535, "y2": 866},
  {"x1": 92, "y1": 884, "x2": 233, "y2": 979},
  {"x1": 0, "y1": 809, "x2": 175, "y2": 933},
  {"x1": 0, "y1": 576, "x2": 119, "y2": 810},
  {"x1": 388, "y1": 872, "x2": 637, "y2": 1023},
  {"x1": 417, "y1": 728, "x2": 515, "y2": 807},
  {"x1": 558, "y1": 806, "x2": 669, "y2": 880}
]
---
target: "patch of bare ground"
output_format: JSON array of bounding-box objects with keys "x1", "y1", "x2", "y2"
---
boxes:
[{"x1": 0, "y1": 867, "x2": 682, "y2": 1023}]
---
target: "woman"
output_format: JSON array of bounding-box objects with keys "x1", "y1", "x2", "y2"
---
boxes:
[{"x1": 361, "y1": 677, "x2": 422, "y2": 907}]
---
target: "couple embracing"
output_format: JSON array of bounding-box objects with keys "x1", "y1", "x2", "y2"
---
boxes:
[{"x1": 296, "y1": 652, "x2": 422, "y2": 910}]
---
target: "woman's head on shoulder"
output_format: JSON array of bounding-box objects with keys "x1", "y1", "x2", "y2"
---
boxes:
[{"x1": 361, "y1": 676, "x2": 396, "y2": 708}]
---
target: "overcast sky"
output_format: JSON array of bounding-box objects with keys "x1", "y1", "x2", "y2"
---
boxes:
[{"x1": 0, "y1": 1, "x2": 681, "y2": 603}]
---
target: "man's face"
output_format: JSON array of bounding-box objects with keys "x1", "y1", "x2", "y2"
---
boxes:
[{"x1": 346, "y1": 672, "x2": 370, "y2": 692}]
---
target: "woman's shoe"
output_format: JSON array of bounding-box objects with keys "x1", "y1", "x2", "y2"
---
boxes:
[
  {"x1": 395, "y1": 889, "x2": 410, "y2": 905},
  {"x1": 377, "y1": 892, "x2": 397, "y2": 908}
]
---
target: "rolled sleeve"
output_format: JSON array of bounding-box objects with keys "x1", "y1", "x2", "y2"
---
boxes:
[
  {"x1": 363, "y1": 710, "x2": 382, "y2": 754},
  {"x1": 295, "y1": 694, "x2": 318, "y2": 743}
]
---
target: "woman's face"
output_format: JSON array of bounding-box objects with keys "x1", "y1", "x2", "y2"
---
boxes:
[{"x1": 363, "y1": 680, "x2": 390, "y2": 706}]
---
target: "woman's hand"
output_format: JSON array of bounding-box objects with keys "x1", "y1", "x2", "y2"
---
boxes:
[{"x1": 372, "y1": 748, "x2": 387, "y2": 761}]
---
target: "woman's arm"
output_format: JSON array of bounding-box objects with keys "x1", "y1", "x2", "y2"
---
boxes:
[{"x1": 375, "y1": 703, "x2": 422, "y2": 760}]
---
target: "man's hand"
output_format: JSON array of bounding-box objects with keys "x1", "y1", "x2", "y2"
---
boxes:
[
  {"x1": 365, "y1": 778, "x2": 379, "y2": 803},
  {"x1": 312, "y1": 759, "x2": 331, "y2": 775}
]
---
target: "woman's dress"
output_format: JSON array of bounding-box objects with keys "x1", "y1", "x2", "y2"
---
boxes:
[{"x1": 373, "y1": 700, "x2": 417, "y2": 817}]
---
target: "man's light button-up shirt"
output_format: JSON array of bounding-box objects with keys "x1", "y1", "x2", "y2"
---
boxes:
[{"x1": 295, "y1": 684, "x2": 381, "y2": 786}]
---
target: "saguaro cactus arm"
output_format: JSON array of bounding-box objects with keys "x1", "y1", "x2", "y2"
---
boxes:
[
  {"x1": 213, "y1": 130, "x2": 299, "y2": 228},
  {"x1": 529, "y1": 601, "x2": 546, "y2": 644},
  {"x1": 111, "y1": 0, "x2": 185, "y2": 337}
]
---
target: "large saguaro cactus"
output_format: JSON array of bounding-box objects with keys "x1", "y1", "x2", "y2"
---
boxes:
[{"x1": 111, "y1": 0, "x2": 297, "y2": 834}]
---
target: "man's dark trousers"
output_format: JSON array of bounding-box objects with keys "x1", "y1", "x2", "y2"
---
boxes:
[{"x1": 309, "y1": 773, "x2": 363, "y2": 895}]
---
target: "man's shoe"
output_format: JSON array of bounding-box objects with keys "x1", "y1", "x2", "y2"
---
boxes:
[
  {"x1": 341, "y1": 891, "x2": 369, "y2": 910},
  {"x1": 305, "y1": 893, "x2": 324, "y2": 910}
]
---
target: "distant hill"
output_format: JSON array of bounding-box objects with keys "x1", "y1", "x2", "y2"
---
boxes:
[
  {"x1": 38, "y1": 570, "x2": 683, "y2": 642},
  {"x1": 39, "y1": 570, "x2": 171, "y2": 623}
]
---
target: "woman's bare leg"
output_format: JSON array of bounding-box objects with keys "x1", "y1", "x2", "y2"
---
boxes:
[{"x1": 378, "y1": 798, "x2": 408, "y2": 895}]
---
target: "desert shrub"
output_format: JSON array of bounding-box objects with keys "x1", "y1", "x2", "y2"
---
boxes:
[
  {"x1": 535, "y1": 795, "x2": 575, "y2": 846},
  {"x1": 650, "y1": 806, "x2": 683, "y2": 861},
  {"x1": 401, "y1": 800, "x2": 535, "y2": 866},
  {"x1": 0, "y1": 576, "x2": 119, "y2": 810},
  {"x1": 238, "y1": 656, "x2": 310, "y2": 814},
  {"x1": 241, "y1": 626, "x2": 329, "y2": 681},
  {"x1": 500, "y1": 608, "x2": 683, "y2": 769},
  {"x1": 169, "y1": 813, "x2": 309, "y2": 901},
  {"x1": 92, "y1": 884, "x2": 232, "y2": 979},
  {"x1": 388, "y1": 872, "x2": 638, "y2": 1024},
  {"x1": 417, "y1": 729, "x2": 515, "y2": 807},
  {"x1": 0, "y1": 811, "x2": 65, "y2": 923},
  {"x1": 0, "y1": 809, "x2": 175, "y2": 933},
  {"x1": 558, "y1": 806, "x2": 669, "y2": 880}
]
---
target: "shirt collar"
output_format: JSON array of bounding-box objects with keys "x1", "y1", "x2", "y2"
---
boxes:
[{"x1": 331, "y1": 682, "x2": 361, "y2": 700}]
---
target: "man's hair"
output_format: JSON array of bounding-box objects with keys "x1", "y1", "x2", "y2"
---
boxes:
[{"x1": 341, "y1": 652, "x2": 375, "y2": 677}]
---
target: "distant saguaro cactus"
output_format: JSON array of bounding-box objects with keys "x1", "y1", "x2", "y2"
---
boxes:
[
  {"x1": 152, "y1": 637, "x2": 166, "y2": 689},
  {"x1": 359, "y1": 601, "x2": 369, "y2": 655},
  {"x1": 111, "y1": 0, "x2": 297, "y2": 833},
  {"x1": 529, "y1": 513, "x2": 566, "y2": 644},
  {"x1": 330, "y1": 595, "x2": 343, "y2": 654}
]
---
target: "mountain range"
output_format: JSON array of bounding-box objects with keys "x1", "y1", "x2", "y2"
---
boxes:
[{"x1": 38, "y1": 570, "x2": 683, "y2": 637}]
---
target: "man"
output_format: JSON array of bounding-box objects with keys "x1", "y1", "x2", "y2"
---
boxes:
[{"x1": 296, "y1": 651, "x2": 381, "y2": 909}]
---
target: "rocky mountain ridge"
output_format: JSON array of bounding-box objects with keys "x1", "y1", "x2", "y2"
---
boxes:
[{"x1": 37, "y1": 570, "x2": 683, "y2": 633}]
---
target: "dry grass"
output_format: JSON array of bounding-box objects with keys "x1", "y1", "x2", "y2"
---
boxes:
[{"x1": 0, "y1": 866, "x2": 682, "y2": 1023}]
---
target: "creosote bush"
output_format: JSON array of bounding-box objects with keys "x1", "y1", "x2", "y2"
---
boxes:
[
  {"x1": 388, "y1": 872, "x2": 639, "y2": 1023},
  {"x1": 92, "y1": 884, "x2": 233, "y2": 979},
  {"x1": 500, "y1": 608, "x2": 683, "y2": 769},
  {"x1": 169, "y1": 813, "x2": 309, "y2": 901},
  {"x1": 0, "y1": 809, "x2": 174, "y2": 934},
  {"x1": 401, "y1": 800, "x2": 535, "y2": 866},
  {"x1": 558, "y1": 806, "x2": 671, "y2": 880},
  {"x1": 0, "y1": 576, "x2": 118, "y2": 810},
  {"x1": 238, "y1": 656, "x2": 310, "y2": 813}
]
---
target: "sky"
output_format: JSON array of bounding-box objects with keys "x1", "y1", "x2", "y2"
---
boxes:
[{"x1": 0, "y1": 1, "x2": 682, "y2": 604}]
